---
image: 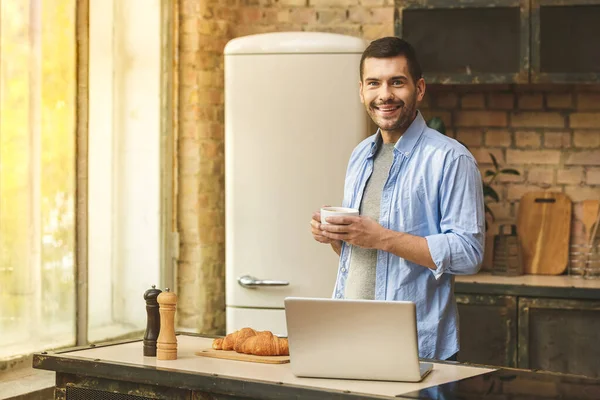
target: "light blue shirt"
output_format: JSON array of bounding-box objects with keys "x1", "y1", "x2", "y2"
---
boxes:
[{"x1": 333, "y1": 111, "x2": 485, "y2": 360}]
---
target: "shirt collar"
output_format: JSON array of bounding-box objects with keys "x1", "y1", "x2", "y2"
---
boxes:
[{"x1": 368, "y1": 110, "x2": 426, "y2": 159}]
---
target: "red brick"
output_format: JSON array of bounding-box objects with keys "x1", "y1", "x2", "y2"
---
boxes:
[
  {"x1": 436, "y1": 92, "x2": 458, "y2": 108},
  {"x1": 527, "y1": 168, "x2": 555, "y2": 185},
  {"x1": 317, "y1": 9, "x2": 346, "y2": 24},
  {"x1": 359, "y1": 0, "x2": 386, "y2": 5},
  {"x1": 348, "y1": 6, "x2": 369, "y2": 22},
  {"x1": 576, "y1": 93, "x2": 600, "y2": 110},
  {"x1": 281, "y1": 0, "x2": 307, "y2": 5},
  {"x1": 469, "y1": 148, "x2": 505, "y2": 165},
  {"x1": 290, "y1": 8, "x2": 317, "y2": 23},
  {"x1": 515, "y1": 131, "x2": 541, "y2": 148},
  {"x1": 570, "y1": 113, "x2": 600, "y2": 129},
  {"x1": 370, "y1": 7, "x2": 394, "y2": 24},
  {"x1": 518, "y1": 94, "x2": 543, "y2": 110},
  {"x1": 276, "y1": 10, "x2": 291, "y2": 23},
  {"x1": 181, "y1": 17, "x2": 201, "y2": 33},
  {"x1": 573, "y1": 131, "x2": 600, "y2": 148},
  {"x1": 485, "y1": 129, "x2": 512, "y2": 147},
  {"x1": 557, "y1": 168, "x2": 584, "y2": 185},
  {"x1": 544, "y1": 131, "x2": 572, "y2": 149},
  {"x1": 461, "y1": 94, "x2": 485, "y2": 109},
  {"x1": 546, "y1": 93, "x2": 573, "y2": 109},
  {"x1": 564, "y1": 186, "x2": 600, "y2": 202},
  {"x1": 508, "y1": 185, "x2": 563, "y2": 201},
  {"x1": 455, "y1": 111, "x2": 507, "y2": 127},
  {"x1": 310, "y1": 0, "x2": 358, "y2": 6},
  {"x1": 565, "y1": 150, "x2": 600, "y2": 166},
  {"x1": 587, "y1": 168, "x2": 600, "y2": 185},
  {"x1": 487, "y1": 93, "x2": 514, "y2": 110},
  {"x1": 506, "y1": 149, "x2": 560, "y2": 165},
  {"x1": 455, "y1": 129, "x2": 483, "y2": 147},
  {"x1": 510, "y1": 112, "x2": 565, "y2": 128},
  {"x1": 362, "y1": 23, "x2": 393, "y2": 40}
]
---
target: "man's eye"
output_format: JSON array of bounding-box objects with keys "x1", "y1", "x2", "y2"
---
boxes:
[
  {"x1": 393, "y1": 80, "x2": 403, "y2": 86},
  {"x1": 367, "y1": 82, "x2": 378, "y2": 86}
]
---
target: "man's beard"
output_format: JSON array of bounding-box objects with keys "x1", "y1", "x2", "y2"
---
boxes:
[{"x1": 368, "y1": 91, "x2": 417, "y2": 133}]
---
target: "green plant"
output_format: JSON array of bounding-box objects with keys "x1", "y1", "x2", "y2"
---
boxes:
[{"x1": 426, "y1": 117, "x2": 520, "y2": 229}]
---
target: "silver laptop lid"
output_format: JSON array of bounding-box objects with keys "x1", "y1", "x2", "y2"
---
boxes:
[{"x1": 284, "y1": 297, "x2": 428, "y2": 382}]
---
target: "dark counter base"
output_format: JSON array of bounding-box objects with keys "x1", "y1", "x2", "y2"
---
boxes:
[
  {"x1": 398, "y1": 367, "x2": 600, "y2": 400},
  {"x1": 455, "y1": 281, "x2": 600, "y2": 301}
]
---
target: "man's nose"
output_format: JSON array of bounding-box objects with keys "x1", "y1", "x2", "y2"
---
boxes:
[{"x1": 378, "y1": 84, "x2": 395, "y2": 102}]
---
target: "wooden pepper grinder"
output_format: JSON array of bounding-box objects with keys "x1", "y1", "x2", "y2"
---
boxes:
[
  {"x1": 157, "y1": 288, "x2": 178, "y2": 360},
  {"x1": 143, "y1": 285, "x2": 162, "y2": 356}
]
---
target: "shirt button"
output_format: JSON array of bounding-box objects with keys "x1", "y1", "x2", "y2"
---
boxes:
[
  {"x1": 341, "y1": 267, "x2": 346, "y2": 272},
  {"x1": 336, "y1": 293, "x2": 342, "y2": 299},
  {"x1": 405, "y1": 152, "x2": 409, "y2": 156}
]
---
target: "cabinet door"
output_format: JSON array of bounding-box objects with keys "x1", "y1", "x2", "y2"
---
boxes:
[
  {"x1": 396, "y1": 0, "x2": 530, "y2": 84},
  {"x1": 456, "y1": 294, "x2": 517, "y2": 367},
  {"x1": 531, "y1": 0, "x2": 600, "y2": 83},
  {"x1": 518, "y1": 298, "x2": 600, "y2": 377}
]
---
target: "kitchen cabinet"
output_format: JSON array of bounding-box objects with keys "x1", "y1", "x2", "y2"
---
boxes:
[
  {"x1": 455, "y1": 294, "x2": 517, "y2": 368},
  {"x1": 395, "y1": 0, "x2": 600, "y2": 84},
  {"x1": 455, "y1": 274, "x2": 600, "y2": 377},
  {"x1": 518, "y1": 297, "x2": 600, "y2": 378},
  {"x1": 531, "y1": 0, "x2": 600, "y2": 83},
  {"x1": 396, "y1": 0, "x2": 530, "y2": 84}
]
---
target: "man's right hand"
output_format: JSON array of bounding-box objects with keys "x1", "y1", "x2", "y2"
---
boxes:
[{"x1": 311, "y1": 209, "x2": 342, "y2": 255}]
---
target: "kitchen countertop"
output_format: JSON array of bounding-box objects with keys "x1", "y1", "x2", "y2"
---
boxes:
[
  {"x1": 455, "y1": 272, "x2": 600, "y2": 300},
  {"x1": 33, "y1": 333, "x2": 600, "y2": 400}
]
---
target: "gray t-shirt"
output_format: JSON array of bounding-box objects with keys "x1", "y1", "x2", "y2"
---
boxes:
[{"x1": 344, "y1": 142, "x2": 396, "y2": 300}]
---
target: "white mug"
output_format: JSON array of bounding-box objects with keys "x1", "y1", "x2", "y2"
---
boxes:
[{"x1": 320, "y1": 207, "x2": 359, "y2": 225}]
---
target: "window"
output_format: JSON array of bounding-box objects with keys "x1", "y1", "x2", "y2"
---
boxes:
[
  {"x1": 0, "y1": 0, "x2": 76, "y2": 358},
  {"x1": 0, "y1": 0, "x2": 171, "y2": 360},
  {"x1": 87, "y1": 0, "x2": 164, "y2": 343}
]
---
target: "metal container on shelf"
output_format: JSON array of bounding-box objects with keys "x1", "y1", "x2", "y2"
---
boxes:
[{"x1": 492, "y1": 224, "x2": 523, "y2": 276}]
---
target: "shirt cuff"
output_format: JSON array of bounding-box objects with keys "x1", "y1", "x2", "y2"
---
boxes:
[{"x1": 426, "y1": 233, "x2": 450, "y2": 280}]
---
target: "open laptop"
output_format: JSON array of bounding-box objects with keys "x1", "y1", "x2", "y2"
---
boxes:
[{"x1": 284, "y1": 297, "x2": 433, "y2": 382}]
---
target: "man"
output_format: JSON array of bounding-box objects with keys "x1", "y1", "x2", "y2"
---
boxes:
[{"x1": 310, "y1": 37, "x2": 485, "y2": 361}]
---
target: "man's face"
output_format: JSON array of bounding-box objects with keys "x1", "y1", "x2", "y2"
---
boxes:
[{"x1": 359, "y1": 55, "x2": 425, "y2": 134}]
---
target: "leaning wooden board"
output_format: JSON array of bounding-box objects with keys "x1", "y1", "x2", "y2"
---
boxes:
[
  {"x1": 195, "y1": 348, "x2": 290, "y2": 364},
  {"x1": 517, "y1": 191, "x2": 572, "y2": 275}
]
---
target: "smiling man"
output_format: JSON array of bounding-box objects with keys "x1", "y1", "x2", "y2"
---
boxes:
[{"x1": 310, "y1": 37, "x2": 485, "y2": 361}]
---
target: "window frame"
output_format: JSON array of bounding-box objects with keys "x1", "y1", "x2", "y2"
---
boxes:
[{"x1": 0, "y1": 0, "x2": 176, "y2": 371}]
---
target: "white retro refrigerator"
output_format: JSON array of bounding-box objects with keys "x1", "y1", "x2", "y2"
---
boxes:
[{"x1": 225, "y1": 32, "x2": 369, "y2": 336}]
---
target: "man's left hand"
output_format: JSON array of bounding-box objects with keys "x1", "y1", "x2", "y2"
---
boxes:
[{"x1": 320, "y1": 216, "x2": 385, "y2": 249}]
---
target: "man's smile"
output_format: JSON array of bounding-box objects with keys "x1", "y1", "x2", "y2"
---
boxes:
[{"x1": 373, "y1": 103, "x2": 402, "y2": 116}]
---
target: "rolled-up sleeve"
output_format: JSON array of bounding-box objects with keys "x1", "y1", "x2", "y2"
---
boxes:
[{"x1": 426, "y1": 155, "x2": 485, "y2": 280}]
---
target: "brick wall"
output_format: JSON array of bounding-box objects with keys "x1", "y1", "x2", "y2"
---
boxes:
[
  {"x1": 176, "y1": 0, "x2": 237, "y2": 333},
  {"x1": 420, "y1": 85, "x2": 600, "y2": 269},
  {"x1": 176, "y1": 0, "x2": 600, "y2": 333}
]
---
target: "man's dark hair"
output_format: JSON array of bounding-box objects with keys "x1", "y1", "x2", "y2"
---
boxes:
[{"x1": 359, "y1": 37, "x2": 422, "y2": 83}]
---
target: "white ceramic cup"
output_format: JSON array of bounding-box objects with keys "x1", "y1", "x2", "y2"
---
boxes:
[{"x1": 320, "y1": 206, "x2": 359, "y2": 225}]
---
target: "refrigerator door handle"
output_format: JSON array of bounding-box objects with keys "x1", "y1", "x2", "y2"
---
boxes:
[{"x1": 237, "y1": 275, "x2": 289, "y2": 289}]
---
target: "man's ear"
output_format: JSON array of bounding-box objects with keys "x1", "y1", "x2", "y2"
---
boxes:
[
  {"x1": 416, "y1": 78, "x2": 426, "y2": 102},
  {"x1": 359, "y1": 81, "x2": 365, "y2": 104}
]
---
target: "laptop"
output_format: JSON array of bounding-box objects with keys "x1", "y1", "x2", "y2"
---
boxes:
[{"x1": 284, "y1": 297, "x2": 433, "y2": 382}]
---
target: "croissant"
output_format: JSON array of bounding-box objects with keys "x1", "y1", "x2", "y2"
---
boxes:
[
  {"x1": 212, "y1": 337, "x2": 224, "y2": 350},
  {"x1": 238, "y1": 330, "x2": 289, "y2": 356},
  {"x1": 233, "y1": 327, "x2": 257, "y2": 352},
  {"x1": 214, "y1": 327, "x2": 258, "y2": 351}
]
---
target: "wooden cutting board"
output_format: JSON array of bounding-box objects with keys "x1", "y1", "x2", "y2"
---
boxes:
[
  {"x1": 517, "y1": 191, "x2": 572, "y2": 275},
  {"x1": 195, "y1": 348, "x2": 290, "y2": 364}
]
